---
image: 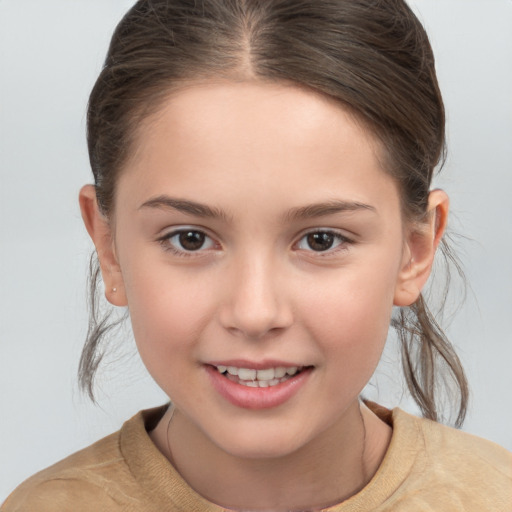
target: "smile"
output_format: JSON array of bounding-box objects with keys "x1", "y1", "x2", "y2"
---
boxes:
[
  {"x1": 206, "y1": 363, "x2": 313, "y2": 409},
  {"x1": 214, "y1": 365, "x2": 303, "y2": 388}
]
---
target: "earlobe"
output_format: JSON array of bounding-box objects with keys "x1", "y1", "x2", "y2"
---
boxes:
[
  {"x1": 79, "y1": 185, "x2": 127, "y2": 307},
  {"x1": 393, "y1": 189, "x2": 449, "y2": 307}
]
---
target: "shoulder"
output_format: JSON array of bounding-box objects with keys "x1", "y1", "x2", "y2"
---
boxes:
[
  {"x1": 419, "y1": 413, "x2": 512, "y2": 472},
  {"x1": 0, "y1": 408, "x2": 166, "y2": 512},
  {"x1": 415, "y1": 412, "x2": 512, "y2": 479},
  {"x1": 392, "y1": 408, "x2": 512, "y2": 510},
  {"x1": 1, "y1": 479, "x2": 122, "y2": 512},
  {"x1": 1, "y1": 430, "x2": 129, "y2": 512}
]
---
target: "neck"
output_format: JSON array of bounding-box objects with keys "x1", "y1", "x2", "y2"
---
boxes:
[{"x1": 150, "y1": 401, "x2": 391, "y2": 511}]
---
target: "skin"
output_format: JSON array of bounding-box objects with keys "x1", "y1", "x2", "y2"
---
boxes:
[{"x1": 80, "y1": 81, "x2": 448, "y2": 510}]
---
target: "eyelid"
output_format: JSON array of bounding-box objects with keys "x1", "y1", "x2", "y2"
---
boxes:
[
  {"x1": 293, "y1": 228, "x2": 354, "y2": 254},
  {"x1": 156, "y1": 225, "x2": 221, "y2": 256},
  {"x1": 155, "y1": 225, "x2": 354, "y2": 257}
]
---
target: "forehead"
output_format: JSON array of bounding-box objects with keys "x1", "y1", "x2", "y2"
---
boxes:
[
  {"x1": 137, "y1": 81, "x2": 379, "y2": 158},
  {"x1": 118, "y1": 81, "x2": 399, "y2": 219}
]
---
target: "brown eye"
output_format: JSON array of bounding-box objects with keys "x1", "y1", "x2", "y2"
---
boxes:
[
  {"x1": 178, "y1": 230, "x2": 206, "y2": 251},
  {"x1": 161, "y1": 229, "x2": 216, "y2": 254},
  {"x1": 306, "y1": 232, "x2": 335, "y2": 251},
  {"x1": 296, "y1": 231, "x2": 347, "y2": 253}
]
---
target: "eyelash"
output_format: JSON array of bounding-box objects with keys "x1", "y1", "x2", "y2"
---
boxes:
[
  {"x1": 157, "y1": 228, "x2": 353, "y2": 257},
  {"x1": 157, "y1": 228, "x2": 218, "y2": 258},
  {"x1": 294, "y1": 230, "x2": 352, "y2": 256}
]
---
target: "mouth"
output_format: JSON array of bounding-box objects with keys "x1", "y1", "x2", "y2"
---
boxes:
[
  {"x1": 210, "y1": 364, "x2": 308, "y2": 388},
  {"x1": 205, "y1": 362, "x2": 314, "y2": 409}
]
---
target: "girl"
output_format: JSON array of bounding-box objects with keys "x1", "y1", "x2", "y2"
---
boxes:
[{"x1": 2, "y1": 0, "x2": 511, "y2": 510}]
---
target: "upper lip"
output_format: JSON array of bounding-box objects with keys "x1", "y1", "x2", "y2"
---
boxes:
[{"x1": 206, "y1": 359, "x2": 308, "y2": 370}]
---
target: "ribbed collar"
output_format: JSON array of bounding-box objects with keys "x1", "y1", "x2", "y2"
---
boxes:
[{"x1": 120, "y1": 403, "x2": 422, "y2": 511}]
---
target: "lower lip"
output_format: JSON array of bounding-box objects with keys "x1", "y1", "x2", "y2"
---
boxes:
[{"x1": 205, "y1": 366, "x2": 313, "y2": 410}]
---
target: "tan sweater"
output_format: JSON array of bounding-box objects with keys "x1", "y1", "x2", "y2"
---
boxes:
[{"x1": 2, "y1": 404, "x2": 511, "y2": 511}]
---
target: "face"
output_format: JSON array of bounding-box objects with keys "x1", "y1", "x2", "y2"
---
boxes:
[{"x1": 100, "y1": 82, "x2": 417, "y2": 458}]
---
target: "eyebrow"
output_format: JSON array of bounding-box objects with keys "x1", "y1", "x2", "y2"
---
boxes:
[
  {"x1": 139, "y1": 196, "x2": 231, "y2": 221},
  {"x1": 284, "y1": 200, "x2": 376, "y2": 221},
  {"x1": 139, "y1": 195, "x2": 376, "y2": 222}
]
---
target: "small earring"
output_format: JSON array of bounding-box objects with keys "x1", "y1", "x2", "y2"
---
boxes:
[{"x1": 112, "y1": 287, "x2": 117, "y2": 293}]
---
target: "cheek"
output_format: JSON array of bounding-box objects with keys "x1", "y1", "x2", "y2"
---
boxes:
[
  {"x1": 299, "y1": 258, "x2": 400, "y2": 374},
  {"x1": 121, "y1": 263, "x2": 214, "y2": 377}
]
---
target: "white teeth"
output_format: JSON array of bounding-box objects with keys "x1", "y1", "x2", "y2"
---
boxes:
[
  {"x1": 256, "y1": 368, "x2": 275, "y2": 380},
  {"x1": 216, "y1": 364, "x2": 304, "y2": 386},
  {"x1": 238, "y1": 368, "x2": 257, "y2": 380},
  {"x1": 274, "y1": 367, "x2": 287, "y2": 378}
]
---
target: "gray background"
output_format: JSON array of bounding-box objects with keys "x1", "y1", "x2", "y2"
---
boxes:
[{"x1": 1, "y1": 0, "x2": 511, "y2": 502}]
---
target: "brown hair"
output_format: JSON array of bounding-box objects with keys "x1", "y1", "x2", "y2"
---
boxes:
[{"x1": 81, "y1": 0, "x2": 468, "y2": 426}]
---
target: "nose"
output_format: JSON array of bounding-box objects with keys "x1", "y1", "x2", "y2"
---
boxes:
[{"x1": 219, "y1": 254, "x2": 293, "y2": 340}]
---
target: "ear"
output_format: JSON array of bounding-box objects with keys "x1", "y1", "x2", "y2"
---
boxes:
[
  {"x1": 393, "y1": 189, "x2": 449, "y2": 307},
  {"x1": 79, "y1": 185, "x2": 127, "y2": 307}
]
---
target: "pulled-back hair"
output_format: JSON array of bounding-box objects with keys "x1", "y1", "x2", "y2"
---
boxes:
[{"x1": 82, "y1": 0, "x2": 468, "y2": 426}]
